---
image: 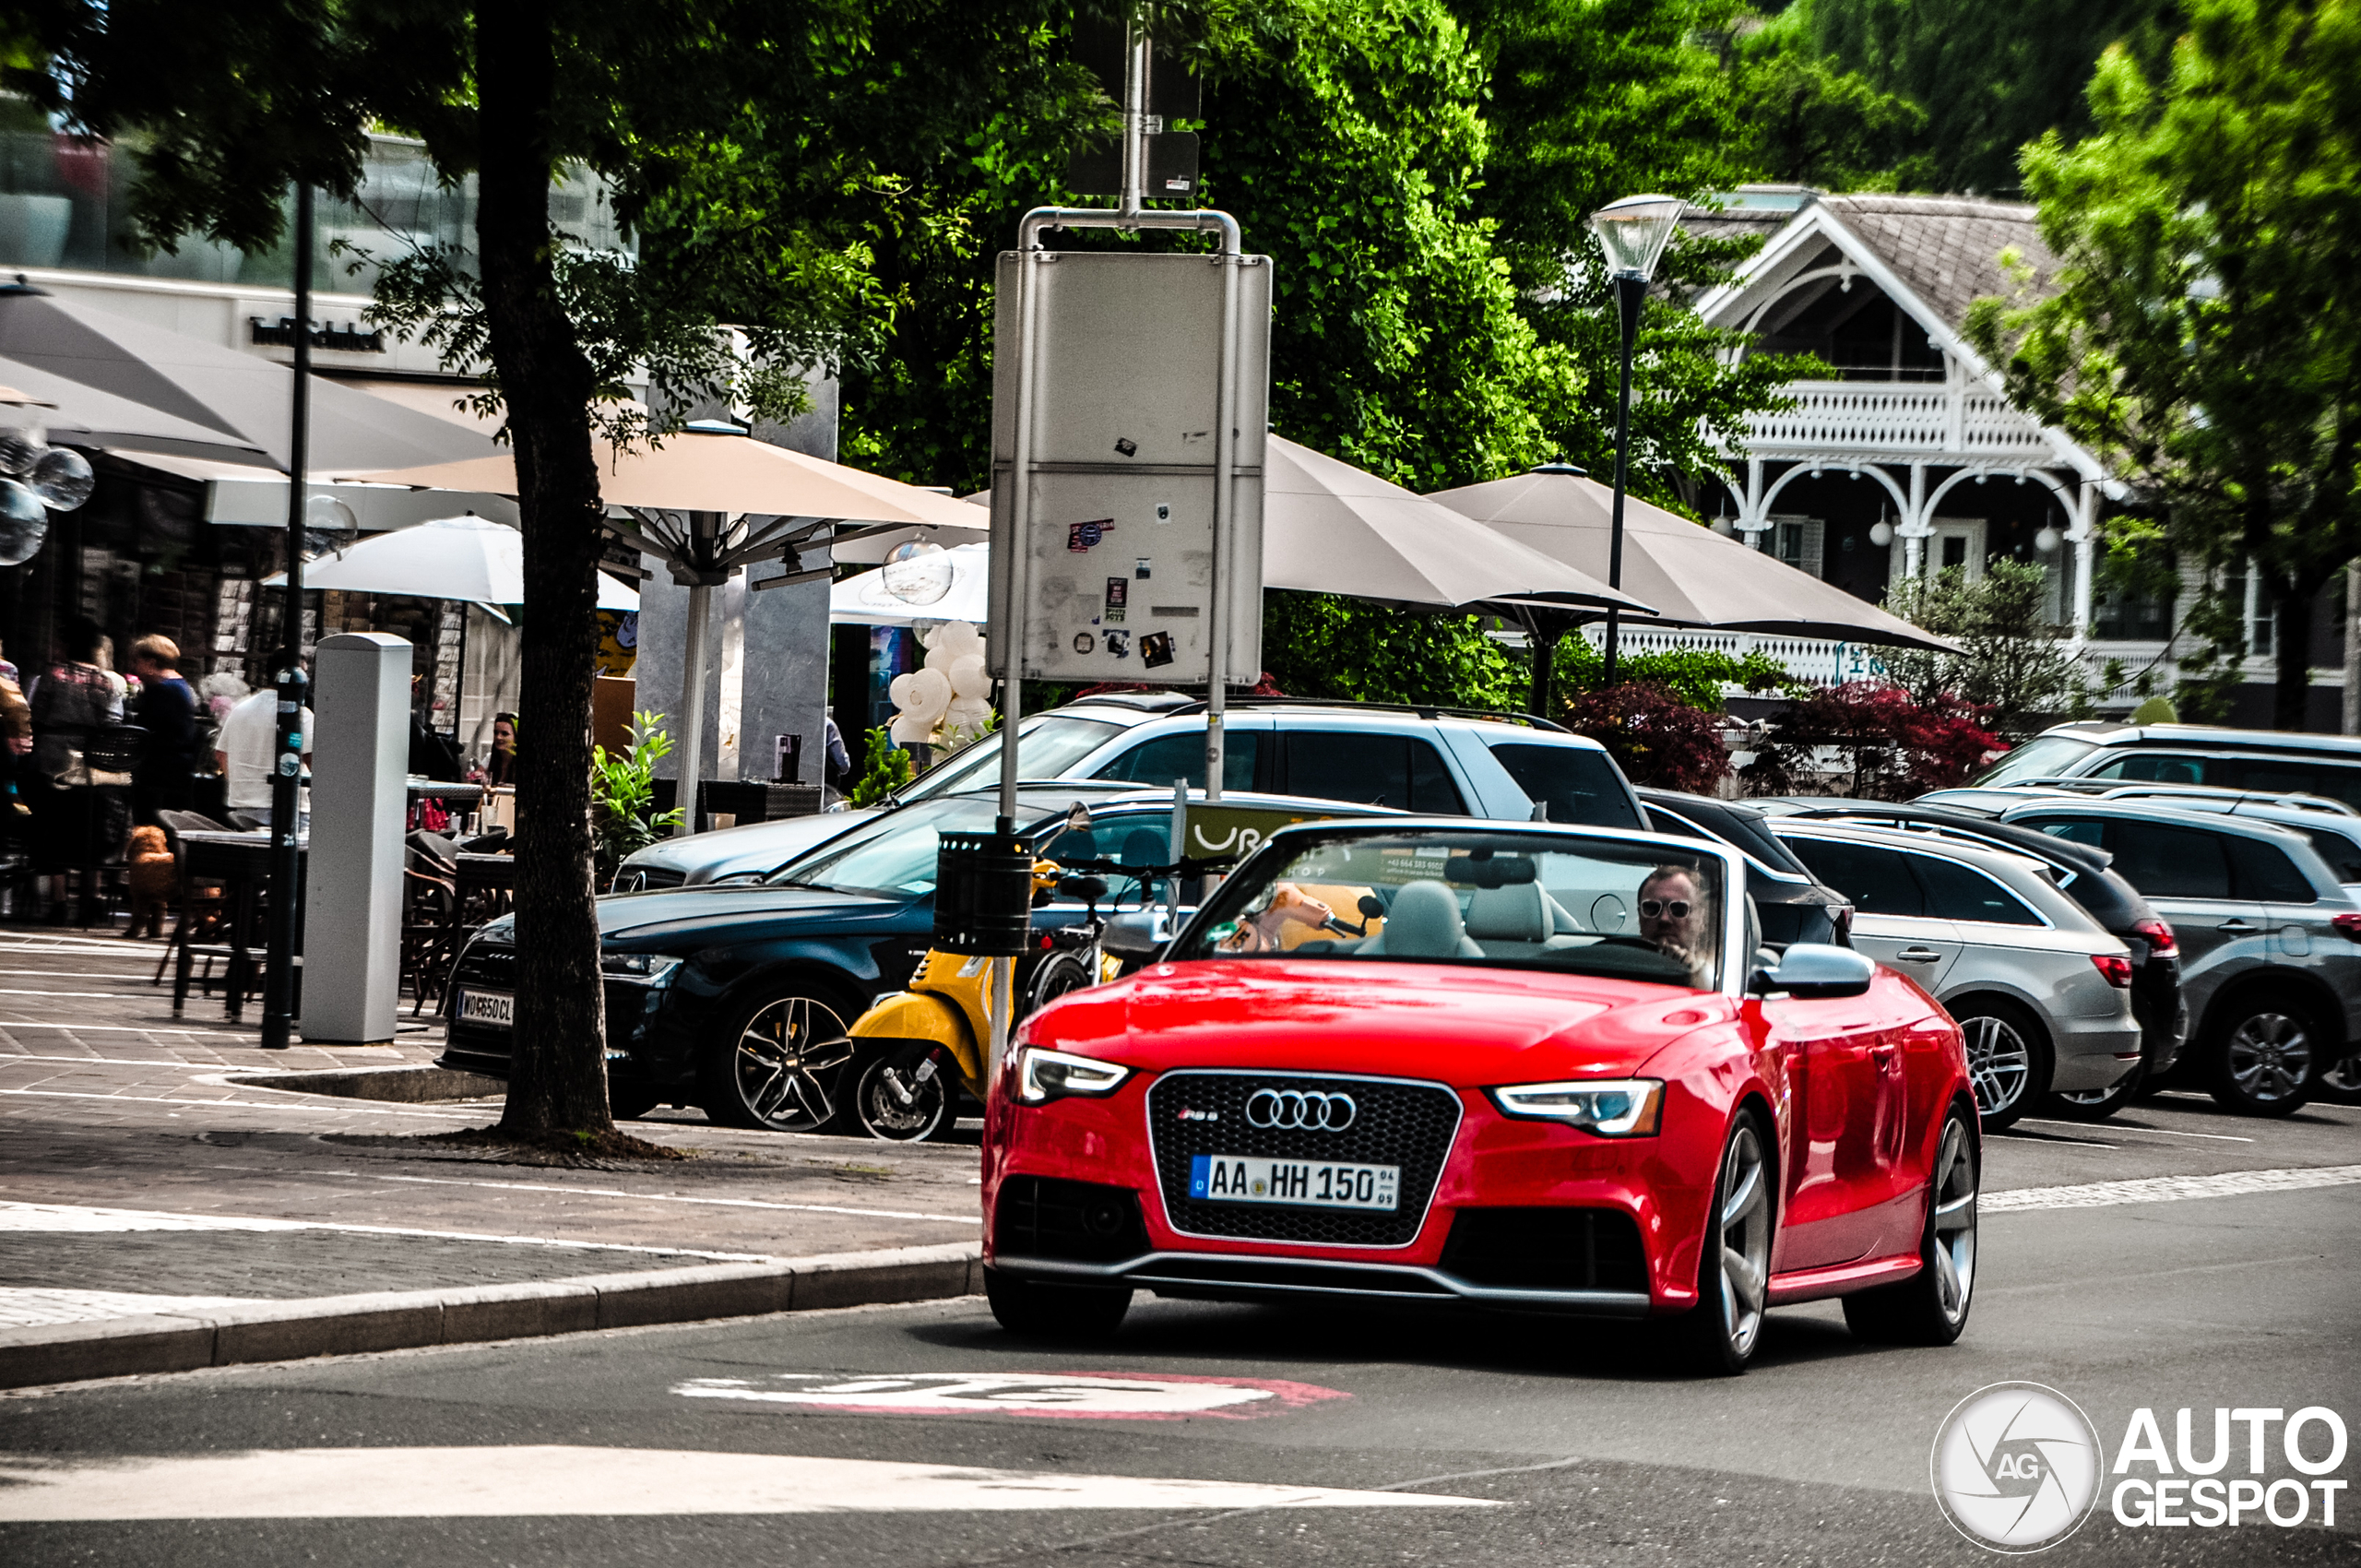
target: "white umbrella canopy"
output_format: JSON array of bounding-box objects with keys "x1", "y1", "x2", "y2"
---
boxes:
[
  {"x1": 1428, "y1": 469, "x2": 1958, "y2": 651},
  {"x1": 265, "y1": 514, "x2": 639, "y2": 610},
  {"x1": 342, "y1": 428, "x2": 988, "y2": 539},
  {"x1": 830, "y1": 540, "x2": 990, "y2": 626},
  {"x1": 1264, "y1": 437, "x2": 1650, "y2": 612}
]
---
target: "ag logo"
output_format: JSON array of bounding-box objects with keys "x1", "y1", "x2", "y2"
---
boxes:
[{"x1": 1931, "y1": 1383, "x2": 2105, "y2": 1552}]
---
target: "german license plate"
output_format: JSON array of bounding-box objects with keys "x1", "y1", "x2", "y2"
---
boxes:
[
  {"x1": 456, "y1": 989, "x2": 515, "y2": 1028},
  {"x1": 1188, "y1": 1155, "x2": 1398, "y2": 1211}
]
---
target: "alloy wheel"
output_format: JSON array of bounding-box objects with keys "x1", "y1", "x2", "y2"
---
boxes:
[
  {"x1": 732, "y1": 994, "x2": 856, "y2": 1130},
  {"x1": 854, "y1": 1045, "x2": 954, "y2": 1142},
  {"x1": 1716, "y1": 1122, "x2": 1773, "y2": 1360},
  {"x1": 2225, "y1": 1011, "x2": 2310, "y2": 1104},
  {"x1": 1963, "y1": 1015, "x2": 2032, "y2": 1117},
  {"x1": 1928, "y1": 1116, "x2": 1977, "y2": 1327}
]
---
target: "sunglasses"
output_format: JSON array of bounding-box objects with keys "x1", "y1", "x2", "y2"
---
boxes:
[{"x1": 1638, "y1": 898, "x2": 1692, "y2": 920}]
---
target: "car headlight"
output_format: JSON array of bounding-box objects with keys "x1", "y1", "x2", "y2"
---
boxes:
[
  {"x1": 600, "y1": 952, "x2": 683, "y2": 984},
  {"x1": 1014, "y1": 1046, "x2": 1132, "y2": 1105},
  {"x1": 1488, "y1": 1078, "x2": 1663, "y2": 1136}
]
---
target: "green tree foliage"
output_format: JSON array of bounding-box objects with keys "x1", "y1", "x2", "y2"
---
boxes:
[
  {"x1": 590, "y1": 711, "x2": 684, "y2": 884},
  {"x1": 1720, "y1": 9, "x2": 1930, "y2": 190},
  {"x1": 1802, "y1": 0, "x2": 2181, "y2": 194},
  {"x1": 1556, "y1": 636, "x2": 1799, "y2": 711},
  {"x1": 1883, "y1": 561, "x2": 2092, "y2": 736},
  {"x1": 1259, "y1": 592, "x2": 1525, "y2": 709},
  {"x1": 1964, "y1": 0, "x2": 2361, "y2": 730}
]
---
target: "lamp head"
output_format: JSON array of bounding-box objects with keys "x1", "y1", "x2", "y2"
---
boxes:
[{"x1": 1589, "y1": 194, "x2": 1686, "y2": 280}]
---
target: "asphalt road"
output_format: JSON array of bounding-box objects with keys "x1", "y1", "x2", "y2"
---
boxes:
[{"x1": 4, "y1": 1089, "x2": 2355, "y2": 1565}]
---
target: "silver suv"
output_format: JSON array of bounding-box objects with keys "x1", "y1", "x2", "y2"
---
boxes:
[
  {"x1": 617, "y1": 695, "x2": 1642, "y2": 888},
  {"x1": 1969, "y1": 720, "x2": 2361, "y2": 810},
  {"x1": 1988, "y1": 799, "x2": 2361, "y2": 1116},
  {"x1": 1766, "y1": 819, "x2": 2142, "y2": 1133}
]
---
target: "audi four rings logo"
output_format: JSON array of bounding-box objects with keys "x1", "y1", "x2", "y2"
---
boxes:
[{"x1": 1244, "y1": 1089, "x2": 1358, "y2": 1131}]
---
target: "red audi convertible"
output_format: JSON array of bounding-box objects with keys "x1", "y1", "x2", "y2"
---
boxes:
[{"x1": 981, "y1": 821, "x2": 1980, "y2": 1373}]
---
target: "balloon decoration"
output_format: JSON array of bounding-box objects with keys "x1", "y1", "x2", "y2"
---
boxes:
[
  {"x1": 0, "y1": 416, "x2": 96, "y2": 566},
  {"x1": 887, "y1": 620, "x2": 994, "y2": 746},
  {"x1": 880, "y1": 540, "x2": 954, "y2": 606}
]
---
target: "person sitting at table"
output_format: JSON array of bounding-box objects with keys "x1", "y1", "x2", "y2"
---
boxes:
[
  {"x1": 215, "y1": 679, "x2": 313, "y2": 830},
  {"x1": 27, "y1": 616, "x2": 125, "y2": 918},
  {"x1": 481, "y1": 712, "x2": 518, "y2": 787}
]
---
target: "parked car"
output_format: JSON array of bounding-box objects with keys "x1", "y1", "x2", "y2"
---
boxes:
[
  {"x1": 1967, "y1": 719, "x2": 2361, "y2": 809},
  {"x1": 613, "y1": 695, "x2": 1643, "y2": 890},
  {"x1": 986, "y1": 817, "x2": 1981, "y2": 1372},
  {"x1": 1979, "y1": 798, "x2": 2361, "y2": 1116},
  {"x1": 1758, "y1": 798, "x2": 2186, "y2": 1118},
  {"x1": 1763, "y1": 819, "x2": 2142, "y2": 1132},
  {"x1": 444, "y1": 788, "x2": 1386, "y2": 1131},
  {"x1": 1635, "y1": 788, "x2": 1852, "y2": 951}
]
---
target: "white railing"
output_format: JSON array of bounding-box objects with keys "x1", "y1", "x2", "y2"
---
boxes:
[
  {"x1": 1579, "y1": 624, "x2": 1895, "y2": 691},
  {"x1": 1742, "y1": 382, "x2": 2053, "y2": 458}
]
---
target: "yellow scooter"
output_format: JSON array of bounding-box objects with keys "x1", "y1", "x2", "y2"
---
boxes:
[{"x1": 846, "y1": 861, "x2": 1115, "y2": 1142}]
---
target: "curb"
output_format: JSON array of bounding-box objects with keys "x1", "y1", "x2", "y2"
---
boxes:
[
  {"x1": 219, "y1": 1065, "x2": 507, "y2": 1103},
  {"x1": 0, "y1": 1242, "x2": 982, "y2": 1391}
]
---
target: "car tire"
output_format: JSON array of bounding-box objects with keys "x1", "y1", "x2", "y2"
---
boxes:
[
  {"x1": 698, "y1": 984, "x2": 860, "y2": 1133},
  {"x1": 1025, "y1": 948, "x2": 1097, "y2": 1015},
  {"x1": 984, "y1": 1266, "x2": 1131, "y2": 1340},
  {"x1": 851, "y1": 1043, "x2": 957, "y2": 1142},
  {"x1": 2204, "y1": 992, "x2": 2318, "y2": 1117},
  {"x1": 1844, "y1": 1102, "x2": 1977, "y2": 1346},
  {"x1": 1953, "y1": 998, "x2": 2049, "y2": 1133},
  {"x1": 1672, "y1": 1108, "x2": 1774, "y2": 1378},
  {"x1": 2047, "y1": 1062, "x2": 2142, "y2": 1123}
]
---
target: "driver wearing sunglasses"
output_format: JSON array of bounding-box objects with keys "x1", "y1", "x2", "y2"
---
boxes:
[{"x1": 1637, "y1": 863, "x2": 1713, "y2": 986}]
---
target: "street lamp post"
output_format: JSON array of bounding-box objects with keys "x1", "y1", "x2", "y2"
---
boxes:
[{"x1": 1587, "y1": 194, "x2": 1685, "y2": 689}]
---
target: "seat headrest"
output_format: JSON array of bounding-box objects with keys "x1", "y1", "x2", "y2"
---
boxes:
[
  {"x1": 1465, "y1": 880, "x2": 1549, "y2": 942},
  {"x1": 1371, "y1": 880, "x2": 1475, "y2": 958}
]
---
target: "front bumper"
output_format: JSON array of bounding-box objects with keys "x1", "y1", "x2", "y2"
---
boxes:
[{"x1": 992, "y1": 1247, "x2": 1652, "y2": 1317}]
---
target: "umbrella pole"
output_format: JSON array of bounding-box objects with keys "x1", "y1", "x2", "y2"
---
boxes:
[
  {"x1": 1526, "y1": 612, "x2": 1562, "y2": 723},
  {"x1": 261, "y1": 184, "x2": 314, "y2": 1052},
  {"x1": 672, "y1": 577, "x2": 712, "y2": 837},
  {"x1": 1601, "y1": 273, "x2": 1643, "y2": 690}
]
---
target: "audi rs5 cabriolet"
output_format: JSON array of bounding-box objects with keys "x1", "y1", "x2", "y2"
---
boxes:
[{"x1": 982, "y1": 820, "x2": 1981, "y2": 1373}]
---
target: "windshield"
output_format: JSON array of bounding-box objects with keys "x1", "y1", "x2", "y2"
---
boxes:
[
  {"x1": 768, "y1": 797, "x2": 1006, "y2": 897},
  {"x1": 1972, "y1": 734, "x2": 2097, "y2": 787},
  {"x1": 1172, "y1": 829, "x2": 1726, "y2": 990},
  {"x1": 1489, "y1": 742, "x2": 1642, "y2": 828},
  {"x1": 902, "y1": 715, "x2": 1124, "y2": 800}
]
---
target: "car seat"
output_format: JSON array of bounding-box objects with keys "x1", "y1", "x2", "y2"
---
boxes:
[
  {"x1": 1463, "y1": 881, "x2": 1565, "y2": 958},
  {"x1": 1360, "y1": 880, "x2": 1483, "y2": 959}
]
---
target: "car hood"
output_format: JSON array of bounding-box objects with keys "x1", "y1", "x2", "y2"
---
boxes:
[
  {"x1": 472, "y1": 884, "x2": 907, "y2": 946},
  {"x1": 617, "y1": 809, "x2": 877, "y2": 884},
  {"x1": 1029, "y1": 958, "x2": 1730, "y2": 1083}
]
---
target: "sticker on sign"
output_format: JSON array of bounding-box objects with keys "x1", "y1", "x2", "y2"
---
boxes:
[{"x1": 674, "y1": 1371, "x2": 1349, "y2": 1420}]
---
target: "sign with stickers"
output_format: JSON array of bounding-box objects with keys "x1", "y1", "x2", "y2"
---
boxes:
[{"x1": 989, "y1": 250, "x2": 1271, "y2": 683}]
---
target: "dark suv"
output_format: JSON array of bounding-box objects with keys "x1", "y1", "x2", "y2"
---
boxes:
[{"x1": 1760, "y1": 798, "x2": 2186, "y2": 1119}]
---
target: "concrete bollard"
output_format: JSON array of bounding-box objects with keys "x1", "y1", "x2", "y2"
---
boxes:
[{"x1": 302, "y1": 633, "x2": 410, "y2": 1045}]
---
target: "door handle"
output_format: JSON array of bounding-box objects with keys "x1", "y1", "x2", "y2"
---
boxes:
[
  {"x1": 2217, "y1": 920, "x2": 2258, "y2": 934},
  {"x1": 1894, "y1": 945, "x2": 1943, "y2": 961},
  {"x1": 1872, "y1": 1043, "x2": 1902, "y2": 1075}
]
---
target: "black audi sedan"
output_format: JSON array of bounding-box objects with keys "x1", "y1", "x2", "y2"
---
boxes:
[{"x1": 439, "y1": 785, "x2": 1380, "y2": 1131}]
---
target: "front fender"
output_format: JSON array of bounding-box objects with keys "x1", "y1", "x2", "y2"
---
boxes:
[{"x1": 852, "y1": 990, "x2": 986, "y2": 1092}]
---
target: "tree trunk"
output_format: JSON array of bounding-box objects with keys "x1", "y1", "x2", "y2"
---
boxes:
[
  {"x1": 2272, "y1": 576, "x2": 2315, "y2": 732},
  {"x1": 477, "y1": 0, "x2": 612, "y2": 1134}
]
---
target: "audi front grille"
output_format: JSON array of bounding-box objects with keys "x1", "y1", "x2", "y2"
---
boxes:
[{"x1": 1143, "y1": 1069, "x2": 1463, "y2": 1248}]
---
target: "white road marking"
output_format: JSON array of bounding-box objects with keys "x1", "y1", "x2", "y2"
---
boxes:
[
  {"x1": 0, "y1": 1288, "x2": 265, "y2": 1327},
  {"x1": 2017, "y1": 1115, "x2": 2253, "y2": 1144},
  {"x1": 0, "y1": 1022, "x2": 245, "y2": 1036},
  {"x1": 0, "y1": 1201, "x2": 772, "y2": 1261},
  {"x1": 354, "y1": 1170, "x2": 982, "y2": 1226},
  {"x1": 0, "y1": 1446, "x2": 1487, "y2": 1520},
  {"x1": 0, "y1": 988, "x2": 170, "y2": 999},
  {"x1": 676, "y1": 1372, "x2": 1347, "y2": 1420},
  {"x1": 0, "y1": 1088, "x2": 477, "y2": 1118},
  {"x1": 1, "y1": 1053, "x2": 264, "y2": 1070},
  {"x1": 1985, "y1": 1164, "x2": 2361, "y2": 1213}
]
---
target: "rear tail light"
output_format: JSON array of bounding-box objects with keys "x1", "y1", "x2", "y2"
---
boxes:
[
  {"x1": 2134, "y1": 918, "x2": 2177, "y2": 957},
  {"x1": 2332, "y1": 912, "x2": 2361, "y2": 944},
  {"x1": 2091, "y1": 954, "x2": 2135, "y2": 988}
]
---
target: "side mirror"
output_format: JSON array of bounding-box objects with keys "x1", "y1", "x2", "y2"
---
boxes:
[
  {"x1": 1103, "y1": 910, "x2": 1172, "y2": 960},
  {"x1": 1750, "y1": 942, "x2": 1875, "y2": 1000}
]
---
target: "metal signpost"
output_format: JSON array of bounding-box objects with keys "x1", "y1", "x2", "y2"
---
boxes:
[{"x1": 260, "y1": 184, "x2": 314, "y2": 1051}]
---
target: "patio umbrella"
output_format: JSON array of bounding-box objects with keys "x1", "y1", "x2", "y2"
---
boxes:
[
  {"x1": 0, "y1": 286, "x2": 502, "y2": 472},
  {"x1": 830, "y1": 540, "x2": 990, "y2": 627},
  {"x1": 1262, "y1": 437, "x2": 1648, "y2": 613},
  {"x1": 1429, "y1": 469, "x2": 1958, "y2": 650},
  {"x1": 264, "y1": 514, "x2": 640, "y2": 612},
  {"x1": 0, "y1": 352, "x2": 279, "y2": 464}
]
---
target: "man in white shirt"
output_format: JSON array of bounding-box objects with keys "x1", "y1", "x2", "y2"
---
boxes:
[{"x1": 214, "y1": 685, "x2": 313, "y2": 826}]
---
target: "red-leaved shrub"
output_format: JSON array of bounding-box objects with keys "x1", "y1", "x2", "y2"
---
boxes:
[
  {"x1": 1740, "y1": 683, "x2": 2003, "y2": 800},
  {"x1": 1563, "y1": 683, "x2": 1733, "y2": 795}
]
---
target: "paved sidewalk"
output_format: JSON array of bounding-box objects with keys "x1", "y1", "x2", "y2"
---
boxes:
[{"x1": 0, "y1": 923, "x2": 986, "y2": 1388}]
